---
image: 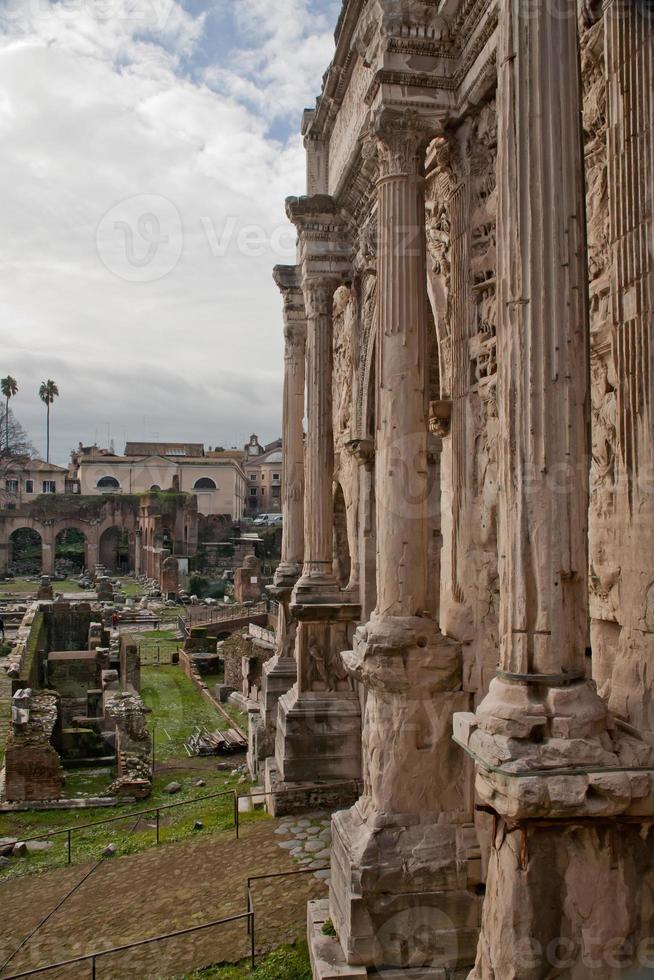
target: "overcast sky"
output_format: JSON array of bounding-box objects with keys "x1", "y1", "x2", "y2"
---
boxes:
[{"x1": 0, "y1": 0, "x2": 341, "y2": 465}]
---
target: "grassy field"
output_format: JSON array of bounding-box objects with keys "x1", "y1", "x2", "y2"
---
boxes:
[
  {"x1": 182, "y1": 941, "x2": 312, "y2": 979},
  {"x1": 0, "y1": 577, "x2": 87, "y2": 595},
  {"x1": 0, "y1": 575, "x2": 145, "y2": 597},
  {"x1": 142, "y1": 665, "x2": 247, "y2": 760},
  {"x1": 0, "y1": 664, "x2": 255, "y2": 881},
  {"x1": 136, "y1": 628, "x2": 182, "y2": 664}
]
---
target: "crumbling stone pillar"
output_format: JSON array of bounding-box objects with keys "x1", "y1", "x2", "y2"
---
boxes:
[
  {"x1": 328, "y1": 109, "x2": 480, "y2": 972},
  {"x1": 41, "y1": 526, "x2": 55, "y2": 575},
  {"x1": 134, "y1": 528, "x2": 142, "y2": 577},
  {"x1": 85, "y1": 531, "x2": 99, "y2": 575},
  {"x1": 272, "y1": 271, "x2": 361, "y2": 801},
  {"x1": 268, "y1": 197, "x2": 362, "y2": 811},
  {"x1": 252, "y1": 266, "x2": 307, "y2": 774},
  {"x1": 0, "y1": 540, "x2": 8, "y2": 577},
  {"x1": 454, "y1": 2, "x2": 654, "y2": 976}
]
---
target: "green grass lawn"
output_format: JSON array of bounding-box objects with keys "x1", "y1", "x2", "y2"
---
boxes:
[
  {"x1": 142, "y1": 665, "x2": 246, "y2": 759},
  {"x1": 0, "y1": 664, "x2": 257, "y2": 881},
  {"x1": 0, "y1": 577, "x2": 87, "y2": 595},
  {"x1": 136, "y1": 629, "x2": 181, "y2": 665},
  {"x1": 119, "y1": 577, "x2": 145, "y2": 597},
  {"x1": 181, "y1": 941, "x2": 311, "y2": 979},
  {"x1": 0, "y1": 576, "x2": 145, "y2": 598}
]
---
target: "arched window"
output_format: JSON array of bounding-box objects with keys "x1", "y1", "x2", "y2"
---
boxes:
[
  {"x1": 97, "y1": 476, "x2": 120, "y2": 490},
  {"x1": 150, "y1": 485, "x2": 161, "y2": 491},
  {"x1": 193, "y1": 478, "x2": 217, "y2": 491}
]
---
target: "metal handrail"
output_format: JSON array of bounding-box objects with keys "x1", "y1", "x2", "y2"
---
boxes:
[
  {"x1": 0, "y1": 810, "x2": 343, "y2": 978},
  {"x1": 186, "y1": 601, "x2": 268, "y2": 627},
  {"x1": 0, "y1": 911, "x2": 255, "y2": 979},
  {"x1": 4, "y1": 789, "x2": 239, "y2": 865}
]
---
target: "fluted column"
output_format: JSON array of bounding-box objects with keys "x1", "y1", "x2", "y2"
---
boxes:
[
  {"x1": 267, "y1": 200, "x2": 362, "y2": 808},
  {"x1": 295, "y1": 277, "x2": 339, "y2": 595},
  {"x1": 328, "y1": 110, "x2": 476, "y2": 970},
  {"x1": 273, "y1": 266, "x2": 306, "y2": 587},
  {"x1": 250, "y1": 268, "x2": 307, "y2": 779},
  {"x1": 458, "y1": 0, "x2": 608, "y2": 750},
  {"x1": 375, "y1": 113, "x2": 430, "y2": 618},
  {"x1": 453, "y1": 4, "x2": 654, "y2": 975},
  {"x1": 134, "y1": 528, "x2": 142, "y2": 577}
]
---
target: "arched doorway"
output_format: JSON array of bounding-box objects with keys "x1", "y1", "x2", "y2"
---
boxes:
[
  {"x1": 99, "y1": 527, "x2": 130, "y2": 572},
  {"x1": 55, "y1": 528, "x2": 87, "y2": 574},
  {"x1": 333, "y1": 484, "x2": 351, "y2": 589},
  {"x1": 9, "y1": 528, "x2": 42, "y2": 574}
]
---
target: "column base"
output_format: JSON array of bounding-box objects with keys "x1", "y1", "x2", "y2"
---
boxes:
[
  {"x1": 454, "y1": 677, "x2": 654, "y2": 820},
  {"x1": 274, "y1": 687, "x2": 362, "y2": 785},
  {"x1": 327, "y1": 804, "x2": 482, "y2": 972},
  {"x1": 271, "y1": 563, "x2": 302, "y2": 591},
  {"x1": 263, "y1": 758, "x2": 359, "y2": 818},
  {"x1": 469, "y1": 816, "x2": 654, "y2": 980},
  {"x1": 247, "y1": 657, "x2": 297, "y2": 780}
]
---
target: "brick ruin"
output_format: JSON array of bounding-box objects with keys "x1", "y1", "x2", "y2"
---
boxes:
[
  {"x1": 1, "y1": 602, "x2": 151, "y2": 802},
  {"x1": 252, "y1": 2, "x2": 654, "y2": 977}
]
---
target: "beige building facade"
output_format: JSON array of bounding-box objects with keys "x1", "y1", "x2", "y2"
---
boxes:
[
  {"x1": 251, "y1": 2, "x2": 654, "y2": 978},
  {"x1": 242, "y1": 435, "x2": 283, "y2": 515},
  {"x1": 73, "y1": 443, "x2": 246, "y2": 519},
  {"x1": 2, "y1": 459, "x2": 71, "y2": 506}
]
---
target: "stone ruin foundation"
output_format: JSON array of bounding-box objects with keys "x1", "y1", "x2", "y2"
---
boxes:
[{"x1": 1, "y1": 601, "x2": 151, "y2": 802}]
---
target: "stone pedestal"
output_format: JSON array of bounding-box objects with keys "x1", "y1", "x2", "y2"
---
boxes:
[
  {"x1": 330, "y1": 616, "x2": 481, "y2": 971},
  {"x1": 273, "y1": 616, "x2": 362, "y2": 801}
]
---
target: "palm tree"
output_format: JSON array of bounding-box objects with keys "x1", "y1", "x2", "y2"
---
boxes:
[
  {"x1": 1, "y1": 376, "x2": 18, "y2": 454},
  {"x1": 39, "y1": 379, "x2": 59, "y2": 463}
]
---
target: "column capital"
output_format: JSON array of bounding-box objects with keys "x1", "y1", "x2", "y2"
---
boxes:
[
  {"x1": 302, "y1": 278, "x2": 341, "y2": 319},
  {"x1": 370, "y1": 107, "x2": 443, "y2": 180}
]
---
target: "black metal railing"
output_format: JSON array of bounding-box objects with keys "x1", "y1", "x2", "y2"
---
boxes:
[
  {"x1": 2, "y1": 789, "x2": 239, "y2": 872},
  {"x1": 0, "y1": 911, "x2": 255, "y2": 979},
  {"x1": 0, "y1": 862, "x2": 330, "y2": 978},
  {"x1": 0, "y1": 780, "x2": 369, "y2": 978}
]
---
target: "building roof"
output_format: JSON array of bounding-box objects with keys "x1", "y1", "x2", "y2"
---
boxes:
[
  {"x1": 244, "y1": 442, "x2": 283, "y2": 467},
  {"x1": 124, "y1": 442, "x2": 205, "y2": 457},
  {"x1": 5, "y1": 458, "x2": 69, "y2": 474}
]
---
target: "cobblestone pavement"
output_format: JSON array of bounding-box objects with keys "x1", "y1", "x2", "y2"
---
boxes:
[
  {"x1": 274, "y1": 811, "x2": 332, "y2": 885},
  {"x1": 0, "y1": 819, "x2": 324, "y2": 979}
]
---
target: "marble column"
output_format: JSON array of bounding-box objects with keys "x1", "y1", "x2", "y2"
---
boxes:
[
  {"x1": 250, "y1": 266, "x2": 306, "y2": 777},
  {"x1": 294, "y1": 277, "x2": 340, "y2": 601},
  {"x1": 85, "y1": 533, "x2": 99, "y2": 575},
  {"x1": 268, "y1": 233, "x2": 361, "y2": 810},
  {"x1": 41, "y1": 527, "x2": 55, "y2": 575},
  {"x1": 134, "y1": 528, "x2": 142, "y2": 577},
  {"x1": 328, "y1": 109, "x2": 479, "y2": 972},
  {"x1": 0, "y1": 540, "x2": 9, "y2": 577},
  {"x1": 454, "y1": 2, "x2": 654, "y2": 975}
]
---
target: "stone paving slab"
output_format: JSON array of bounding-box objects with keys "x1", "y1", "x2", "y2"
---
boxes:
[{"x1": 274, "y1": 811, "x2": 332, "y2": 885}]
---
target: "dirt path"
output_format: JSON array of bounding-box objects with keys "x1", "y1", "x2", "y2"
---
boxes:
[{"x1": 0, "y1": 820, "x2": 324, "y2": 979}]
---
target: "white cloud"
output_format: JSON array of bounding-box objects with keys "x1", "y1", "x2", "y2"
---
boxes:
[
  {"x1": 0, "y1": 0, "x2": 337, "y2": 463},
  {"x1": 205, "y1": 0, "x2": 338, "y2": 120}
]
